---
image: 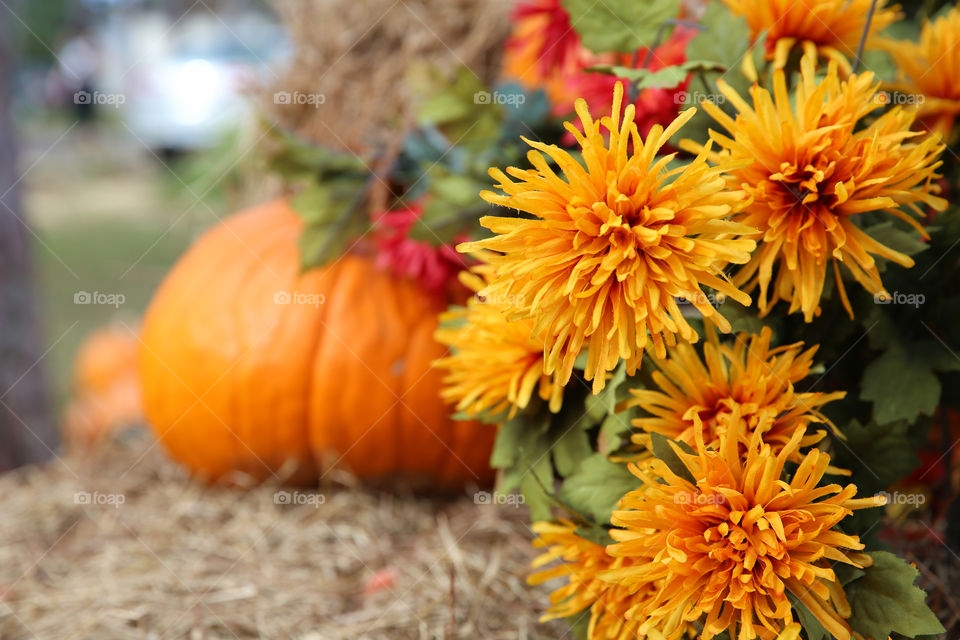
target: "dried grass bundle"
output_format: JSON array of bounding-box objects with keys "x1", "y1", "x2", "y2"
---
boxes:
[{"x1": 265, "y1": 0, "x2": 513, "y2": 154}]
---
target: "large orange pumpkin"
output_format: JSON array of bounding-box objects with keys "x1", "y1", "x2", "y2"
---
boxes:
[{"x1": 139, "y1": 199, "x2": 495, "y2": 488}]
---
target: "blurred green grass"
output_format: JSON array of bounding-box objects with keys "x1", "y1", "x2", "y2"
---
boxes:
[{"x1": 34, "y1": 217, "x2": 196, "y2": 407}]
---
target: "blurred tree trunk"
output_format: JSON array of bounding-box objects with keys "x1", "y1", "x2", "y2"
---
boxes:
[{"x1": 0, "y1": 14, "x2": 58, "y2": 471}]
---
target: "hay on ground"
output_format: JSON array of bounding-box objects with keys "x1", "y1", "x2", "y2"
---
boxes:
[{"x1": 0, "y1": 430, "x2": 567, "y2": 639}]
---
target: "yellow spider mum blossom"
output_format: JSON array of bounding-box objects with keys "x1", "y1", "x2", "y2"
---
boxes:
[
  {"x1": 435, "y1": 267, "x2": 563, "y2": 419},
  {"x1": 529, "y1": 520, "x2": 676, "y2": 640},
  {"x1": 685, "y1": 56, "x2": 946, "y2": 322},
  {"x1": 605, "y1": 425, "x2": 886, "y2": 640},
  {"x1": 461, "y1": 82, "x2": 757, "y2": 394},
  {"x1": 629, "y1": 327, "x2": 844, "y2": 454},
  {"x1": 882, "y1": 6, "x2": 960, "y2": 141},
  {"x1": 722, "y1": 0, "x2": 899, "y2": 72}
]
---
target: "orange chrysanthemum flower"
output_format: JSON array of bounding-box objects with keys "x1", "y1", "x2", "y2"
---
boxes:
[
  {"x1": 529, "y1": 520, "x2": 666, "y2": 640},
  {"x1": 722, "y1": 0, "x2": 899, "y2": 71},
  {"x1": 461, "y1": 83, "x2": 757, "y2": 394},
  {"x1": 605, "y1": 426, "x2": 885, "y2": 640},
  {"x1": 686, "y1": 56, "x2": 946, "y2": 321},
  {"x1": 883, "y1": 6, "x2": 960, "y2": 141},
  {"x1": 435, "y1": 267, "x2": 563, "y2": 419},
  {"x1": 629, "y1": 327, "x2": 844, "y2": 454}
]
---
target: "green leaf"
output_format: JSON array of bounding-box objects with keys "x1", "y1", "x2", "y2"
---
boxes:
[
  {"x1": 409, "y1": 65, "x2": 503, "y2": 144},
  {"x1": 598, "y1": 413, "x2": 631, "y2": 455},
  {"x1": 518, "y1": 454, "x2": 556, "y2": 522},
  {"x1": 684, "y1": 1, "x2": 751, "y2": 72},
  {"x1": 649, "y1": 432, "x2": 696, "y2": 484},
  {"x1": 575, "y1": 524, "x2": 614, "y2": 546},
  {"x1": 861, "y1": 344, "x2": 941, "y2": 424},
  {"x1": 557, "y1": 453, "x2": 638, "y2": 524},
  {"x1": 561, "y1": 0, "x2": 681, "y2": 53},
  {"x1": 584, "y1": 362, "x2": 628, "y2": 421},
  {"x1": 551, "y1": 421, "x2": 594, "y2": 477},
  {"x1": 833, "y1": 419, "x2": 919, "y2": 496},
  {"x1": 265, "y1": 125, "x2": 366, "y2": 182},
  {"x1": 291, "y1": 173, "x2": 371, "y2": 269},
  {"x1": 564, "y1": 609, "x2": 591, "y2": 640},
  {"x1": 717, "y1": 301, "x2": 766, "y2": 335},
  {"x1": 587, "y1": 64, "x2": 689, "y2": 90},
  {"x1": 914, "y1": 340, "x2": 960, "y2": 373},
  {"x1": 864, "y1": 221, "x2": 929, "y2": 258},
  {"x1": 846, "y1": 551, "x2": 945, "y2": 639},
  {"x1": 490, "y1": 412, "x2": 550, "y2": 470},
  {"x1": 789, "y1": 596, "x2": 828, "y2": 640}
]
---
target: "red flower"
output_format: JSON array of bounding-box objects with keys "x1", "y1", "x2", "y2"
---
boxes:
[
  {"x1": 561, "y1": 27, "x2": 696, "y2": 140},
  {"x1": 373, "y1": 203, "x2": 468, "y2": 298},
  {"x1": 509, "y1": 0, "x2": 581, "y2": 78}
]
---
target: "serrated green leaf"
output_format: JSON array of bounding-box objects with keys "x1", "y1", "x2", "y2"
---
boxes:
[
  {"x1": 684, "y1": 1, "x2": 751, "y2": 71},
  {"x1": 557, "y1": 453, "x2": 638, "y2": 524},
  {"x1": 846, "y1": 551, "x2": 945, "y2": 639},
  {"x1": 561, "y1": 0, "x2": 681, "y2": 53},
  {"x1": 649, "y1": 432, "x2": 697, "y2": 484},
  {"x1": 861, "y1": 345, "x2": 941, "y2": 424}
]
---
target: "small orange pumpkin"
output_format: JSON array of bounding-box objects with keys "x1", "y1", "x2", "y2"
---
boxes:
[
  {"x1": 63, "y1": 325, "x2": 142, "y2": 447},
  {"x1": 138, "y1": 199, "x2": 494, "y2": 488}
]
